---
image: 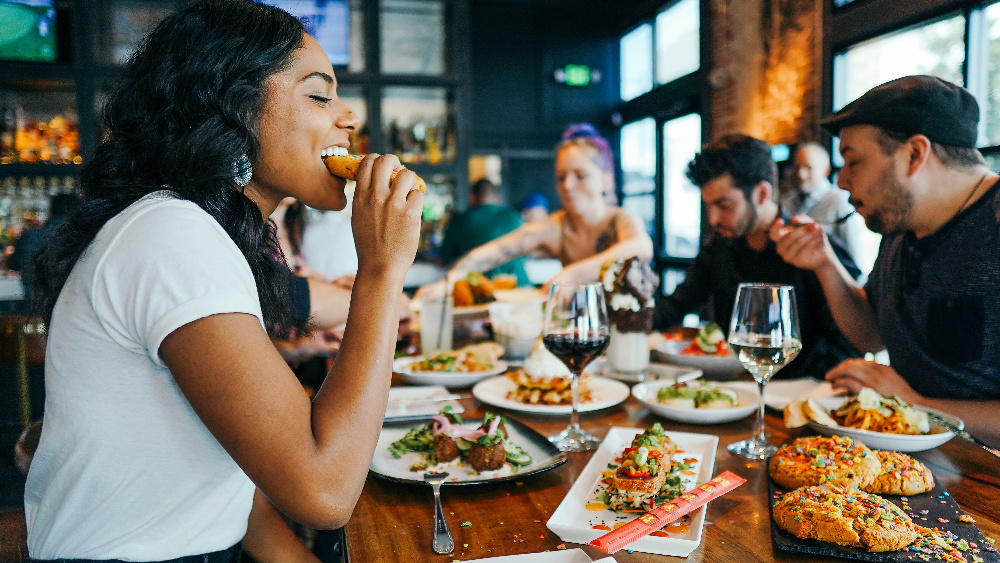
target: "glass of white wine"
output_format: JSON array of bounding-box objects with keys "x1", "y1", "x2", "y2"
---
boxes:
[{"x1": 726, "y1": 283, "x2": 801, "y2": 460}]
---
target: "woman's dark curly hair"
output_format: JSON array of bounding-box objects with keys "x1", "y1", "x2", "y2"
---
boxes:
[{"x1": 31, "y1": 0, "x2": 308, "y2": 337}]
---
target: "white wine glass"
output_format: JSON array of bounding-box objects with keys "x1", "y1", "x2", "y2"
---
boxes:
[
  {"x1": 543, "y1": 281, "x2": 610, "y2": 452},
  {"x1": 726, "y1": 283, "x2": 801, "y2": 460}
]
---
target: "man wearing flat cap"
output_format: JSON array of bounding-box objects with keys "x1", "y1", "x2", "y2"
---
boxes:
[{"x1": 772, "y1": 75, "x2": 1000, "y2": 447}]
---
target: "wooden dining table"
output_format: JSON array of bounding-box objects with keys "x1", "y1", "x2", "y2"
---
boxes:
[{"x1": 345, "y1": 370, "x2": 1000, "y2": 562}]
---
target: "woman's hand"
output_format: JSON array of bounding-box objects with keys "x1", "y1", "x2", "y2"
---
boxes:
[
  {"x1": 351, "y1": 154, "x2": 423, "y2": 279},
  {"x1": 824, "y1": 359, "x2": 921, "y2": 405}
]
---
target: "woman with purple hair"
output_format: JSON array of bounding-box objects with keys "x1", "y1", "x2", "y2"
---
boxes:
[{"x1": 418, "y1": 123, "x2": 652, "y2": 295}]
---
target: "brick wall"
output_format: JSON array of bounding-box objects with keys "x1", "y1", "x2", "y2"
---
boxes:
[{"x1": 708, "y1": 0, "x2": 823, "y2": 145}]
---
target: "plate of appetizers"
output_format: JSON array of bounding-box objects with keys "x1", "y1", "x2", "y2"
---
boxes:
[
  {"x1": 393, "y1": 343, "x2": 508, "y2": 388},
  {"x1": 652, "y1": 324, "x2": 744, "y2": 378},
  {"x1": 632, "y1": 380, "x2": 758, "y2": 424},
  {"x1": 784, "y1": 388, "x2": 961, "y2": 452},
  {"x1": 546, "y1": 425, "x2": 718, "y2": 557},
  {"x1": 371, "y1": 410, "x2": 566, "y2": 485},
  {"x1": 471, "y1": 374, "x2": 630, "y2": 415}
]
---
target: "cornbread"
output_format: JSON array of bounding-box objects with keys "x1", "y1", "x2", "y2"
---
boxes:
[
  {"x1": 772, "y1": 485, "x2": 919, "y2": 552},
  {"x1": 769, "y1": 435, "x2": 880, "y2": 491},
  {"x1": 863, "y1": 451, "x2": 935, "y2": 496}
]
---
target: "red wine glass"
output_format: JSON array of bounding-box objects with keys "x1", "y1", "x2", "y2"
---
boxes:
[{"x1": 543, "y1": 281, "x2": 610, "y2": 452}]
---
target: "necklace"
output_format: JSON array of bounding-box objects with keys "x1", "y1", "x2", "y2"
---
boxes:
[{"x1": 954, "y1": 172, "x2": 992, "y2": 218}]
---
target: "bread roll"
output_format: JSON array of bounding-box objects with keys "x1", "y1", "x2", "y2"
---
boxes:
[{"x1": 323, "y1": 154, "x2": 427, "y2": 193}]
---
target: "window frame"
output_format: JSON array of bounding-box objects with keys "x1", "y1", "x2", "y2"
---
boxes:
[
  {"x1": 616, "y1": 0, "x2": 709, "y2": 278},
  {"x1": 825, "y1": 0, "x2": 1000, "y2": 161}
]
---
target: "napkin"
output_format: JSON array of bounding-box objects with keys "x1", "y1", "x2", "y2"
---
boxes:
[
  {"x1": 384, "y1": 385, "x2": 464, "y2": 422},
  {"x1": 461, "y1": 548, "x2": 613, "y2": 562}
]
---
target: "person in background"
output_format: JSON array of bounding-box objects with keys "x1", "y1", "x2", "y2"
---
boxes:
[
  {"x1": 23, "y1": 2, "x2": 422, "y2": 561},
  {"x1": 6, "y1": 193, "x2": 81, "y2": 300},
  {"x1": 301, "y1": 203, "x2": 358, "y2": 283},
  {"x1": 782, "y1": 142, "x2": 865, "y2": 267},
  {"x1": 653, "y1": 133, "x2": 861, "y2": 379},
  {"x1": 519, "y1": 191, "x2": 550, "y2": 223},
  {"x1": 438, "y1": 178, "x2": 528, "y2": 286},
  {"x1": 772, "y1": 75, "x2": 1000, "y2": 446},
  {"x1": 416, "y1": 123, "x2": 652, "y2": 297}
]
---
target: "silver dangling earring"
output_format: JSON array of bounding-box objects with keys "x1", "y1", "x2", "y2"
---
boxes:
[{"x1": 232, "y1": 153, "x2": 252, "y2": 187}]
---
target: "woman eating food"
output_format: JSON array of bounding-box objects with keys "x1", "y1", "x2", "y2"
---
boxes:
[
  {"x1": 23, "y1": 1, "x2": 422, "y2": 560},
  {"x1": 416, "y1": 124, "x2": 652, "y2": 298}
]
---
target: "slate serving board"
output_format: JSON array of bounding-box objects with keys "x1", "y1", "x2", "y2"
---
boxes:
[{"x1": 768, "y1": 478, "x2": 1000, "y2": 562}]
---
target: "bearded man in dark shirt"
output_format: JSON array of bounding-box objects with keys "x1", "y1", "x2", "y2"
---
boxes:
[
  {"x1": 654, "y1": 133, "x2": 861, "y2": 379},
  {"x1": 772, "y1": 75, "x2": 1000, "y2": 447}
]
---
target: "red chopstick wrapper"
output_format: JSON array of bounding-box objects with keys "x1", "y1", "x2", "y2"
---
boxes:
[{"x1": 588, "y1": 470, "x2": 747, "y2": 554}]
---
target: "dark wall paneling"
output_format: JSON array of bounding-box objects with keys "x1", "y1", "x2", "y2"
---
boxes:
[{"x1": 470, "y1": 0, "x2": 623, "y2": 210}]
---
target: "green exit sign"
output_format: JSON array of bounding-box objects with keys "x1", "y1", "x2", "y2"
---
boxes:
[
  {"x1": 564, "y1": 64, "x2": 591, "y2": 86},
  {"x1": 554, "y1": 65, "x2": 601, "y2": 87}
]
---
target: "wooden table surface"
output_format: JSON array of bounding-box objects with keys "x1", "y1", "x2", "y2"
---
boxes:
[{"x1": 346, "y1": 373, "x2": 1000, "y2": 562}]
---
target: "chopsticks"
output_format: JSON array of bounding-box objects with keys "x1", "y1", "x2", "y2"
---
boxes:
[{"x1": 588, "y1": 470, "x2": 746, "y2": 554}]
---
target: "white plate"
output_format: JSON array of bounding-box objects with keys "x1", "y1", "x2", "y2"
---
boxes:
[
  {"x1": 370, "y1": 416, "x2": 566, "y2": 485},
  {"x1": 723, "y1": 378, "x2": 838, "y2": 410},
  {"x1": 471, "y1": 375, "x2": 631, "y2": 415},
  {"x1": 652, "y1": 339, "x2": 744, "y2": 378},
  {"x1": 631, "y1": 381, "x2": 758, "y2": 424},
  {"x1": 384, "y1": 385, "x2": 464, "y2": 423},
  {"x1": 462, "y1": 549, "x2": 614, "y2": 563},
  {"x1": 805, "y1": 397, "x2": 961, "y2": 452},
  {"x1": 547, "y1": 427, "x2": 718, "y2": 557},
  {"x1": 592, "y1": 356, "x2": 704, "y2": 384},
  {"x1": 492, "y1": 287, "x2": 547, "y2": 304},
  {"x1": 393, "y1": 356, "x2": 508, "y2": 388}
]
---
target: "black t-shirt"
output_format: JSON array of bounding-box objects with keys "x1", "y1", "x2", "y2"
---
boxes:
[
  {"x1": 654, "y1": 210, "x2": 862, "y2": 379},
  {"x1": 867, "y1": 178, "x2": 1000, "y2": 399}
]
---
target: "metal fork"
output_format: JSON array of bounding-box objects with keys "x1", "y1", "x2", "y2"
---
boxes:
[
  {"x1": 927, "y1": 412, "x2": 1000, "y2": 461},
  {"x1": 423, "y1": 472, "x2": 455, "y2": 554},
  {"x1": 824, "y1": 210, "x2": 857, "y2": 226}
]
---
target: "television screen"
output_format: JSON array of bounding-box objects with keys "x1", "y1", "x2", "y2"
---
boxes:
[
  {"x1": 261, "y1": 0, "x2": 350, "y2": 67},
  {"x1": 0, "y1": 0, "x2": 57, "y2": 63}
]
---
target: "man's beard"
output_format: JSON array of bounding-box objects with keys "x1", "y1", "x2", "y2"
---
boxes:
[
  {"x1": 732, "y1": 203, "x2": 758, "y2": 239},
  {"x1": 862, "y1": 166, "x2": 912, "y2": 235}
]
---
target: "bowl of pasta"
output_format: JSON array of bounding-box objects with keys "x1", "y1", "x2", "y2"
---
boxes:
[{"x1": 788, "y1": 388, "x2": 962, "y2": 452}]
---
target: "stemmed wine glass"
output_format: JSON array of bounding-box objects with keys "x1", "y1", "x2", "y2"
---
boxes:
[
  {"x1": 543, "y1": 281, "x2": 610, "y2": 452},
  {"x1": 727, "y1": 283, "x2": 802, "y2": 460}
]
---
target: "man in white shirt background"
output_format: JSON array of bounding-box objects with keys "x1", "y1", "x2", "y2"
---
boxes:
[{"x1": 782, "y1": 142, "x2": 874, "y2": 275}]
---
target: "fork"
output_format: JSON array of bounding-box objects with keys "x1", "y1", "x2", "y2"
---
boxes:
[
  {"x1": 423, "y1": 472, "x2": 455, "y2": 554},
  {"x1": 824, "y1": 210, "x2": 857, "y2": 226},
  {"x1": 927, "y1": 412, "x2": 1000, "y2": 460}
]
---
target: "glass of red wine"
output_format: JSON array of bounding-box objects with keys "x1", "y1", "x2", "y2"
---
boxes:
[{"x1": 542, "y1": 281, "x2": 610, "y2": 452}]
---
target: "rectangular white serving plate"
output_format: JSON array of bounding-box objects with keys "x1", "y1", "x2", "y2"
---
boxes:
[
  {"x1": 546, "y1": 428, "x2": 718, "y2": 557},
  {"x1": 462, "y1": 548, "x2": 614, "y2": 563}
]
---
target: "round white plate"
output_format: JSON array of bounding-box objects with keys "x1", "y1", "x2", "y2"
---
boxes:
[
  {"x1": 652, "y1": 339, "x2": 744, "y2": 378},
  {"x1": 631, "y1": 380, "x2": 759, "y2": 424},
  {"x1": 805, "y1": 397, "x2": 961, "y2": 452},
  {"x1": 493, "y1": 288, "x2": 547, "y2": 304},
  {"x1": 592, "y1": 356, "x2": 703, "y2": 384},
  {"x1": 471, "y1": 375, "x2": 630, "y2": 415},
  {"x1": 393, "y1": 356, "x2": 508, "y2": 388}
]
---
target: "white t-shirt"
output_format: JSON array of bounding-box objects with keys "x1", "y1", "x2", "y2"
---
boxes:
[{"x1": 25, "y1": 192, "x2": 263, "y2": 560}]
